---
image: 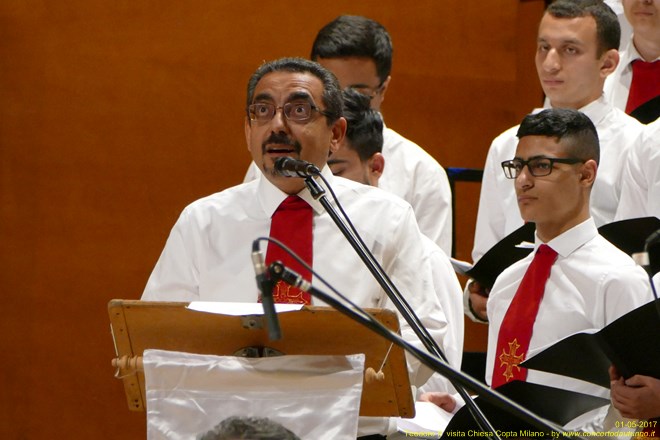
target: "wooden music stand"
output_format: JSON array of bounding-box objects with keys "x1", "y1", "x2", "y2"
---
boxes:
[{"x1": 108, "y1": 300, "x2": 414, "y2": 418}]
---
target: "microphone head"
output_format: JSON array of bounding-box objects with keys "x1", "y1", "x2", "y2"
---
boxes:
[
  {"x1": 274, "y1": 157, "x2": 320, "y2": 177},
  {"x1": 274, "y1": 156, "x2": 295, "y2": 173}
]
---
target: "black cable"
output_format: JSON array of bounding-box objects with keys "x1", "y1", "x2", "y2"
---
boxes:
[
  {"x1": 259, "y1": 250, "x2": 580, "y2": 439},
  {"x1": 303, "y1": 174, "x2": 501, "y2": 438}
]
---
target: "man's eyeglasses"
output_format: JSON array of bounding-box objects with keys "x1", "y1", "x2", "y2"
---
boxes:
[
  {"x1": 349, "y1": 83, "x2": 385, "y2": 100},
  {"x1": 501, "y1": 157, "x2": 585, "y2": 179},
  {"x1": 247, "y1": 102, "x2": 331, "y2": 123}
]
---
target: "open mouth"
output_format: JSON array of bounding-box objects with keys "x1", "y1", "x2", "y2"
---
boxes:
[{"x1": 266, "y1": 145, "x2": 296, "y2": 155}]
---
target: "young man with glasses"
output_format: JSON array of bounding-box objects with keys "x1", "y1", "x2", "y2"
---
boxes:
[
  {"x1": 467, "y1": 0, "x2": 645, "y2": 321},
  {"x1": 310, "y1": 15, "x2": 454, "y2": 255},
  {"x1": 436, "y1": 108, "x2": 652, "y2": 430},
  {"x1": 142, "y1": 58, "x2": 448, "y2": 439}
]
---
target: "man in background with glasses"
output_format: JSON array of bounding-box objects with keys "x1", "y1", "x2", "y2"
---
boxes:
[
  {"x1": 142, "y1": 57, "x2": 448, "y2": 439},
  {"x1": 439, "y1": 108, "x2": 652, "y2": 431},
  {"x1": 311, "y1": 15, "x2": 453, "y2": 256},
  {"x1": 467, "y1": 0, "x2": 645, "y2": 322}
]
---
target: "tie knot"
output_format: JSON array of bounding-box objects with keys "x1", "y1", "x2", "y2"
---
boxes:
[
  {"x1": 277, "y1": 195, "x2": 310, "y2": 213},
  {"x1": 537, "y1": 244, "x2": 557, "y2": 257}
]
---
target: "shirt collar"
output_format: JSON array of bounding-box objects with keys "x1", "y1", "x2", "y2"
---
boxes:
[
  {"x1": 575, "y1": 95, "x2": 611, "y2": 127},
  {"x1": 256, "y1": 165, "x2": 333, "y2": 217},
  {"x1": 542, "y1": 93, "x2": 611, "y2": 126},
  {"x1": 621, "y1": 37, "x2": 641, "y2": 67},
  {"x1": 534, "y1": 217, "x2": 597, "y2": 259},
  {"x1": 543, "y1": 90, "x2": 611, "y2": 126}
]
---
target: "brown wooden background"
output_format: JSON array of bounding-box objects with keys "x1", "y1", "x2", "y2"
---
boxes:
[{"x1": 0, "y1": 1, "x2": 544, "y2": 437}]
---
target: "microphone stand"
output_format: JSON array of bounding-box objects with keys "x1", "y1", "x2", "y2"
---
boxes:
[
  {"x1": 268, "y1": 261, "x2": 578, "y2": 439},
  {"x1": 303, "y1": 175, "x2": 500, "y2": 438}
]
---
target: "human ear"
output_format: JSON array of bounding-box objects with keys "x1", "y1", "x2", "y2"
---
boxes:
[
  {"x1": 580, "y1": 159, "x2": 598, "y2": 186},
  {"x1": 368, "y1": 153, "x2": 385, "y2": 179},
  {"x1": 379, "y1": 75, "x2": 392, "y2": 101},
  {"x1": 244, "y1": 117, "x2": 252, "y2": 152},
  {"x1": 328, "y1": 117, "x2": 347, "y2": 154},
  {"x1": 600, "y1": 49, "x2": 619, "y2": 78}
]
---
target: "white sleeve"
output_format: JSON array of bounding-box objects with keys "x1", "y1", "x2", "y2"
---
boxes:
[
  {"x1": 384, "y1": 205, "x2": 449, "y2": 388},
  {"x1": 472, "y1": 130, "x2": 515, "y2": 262},
  {"x1": 142, "y1": 209, "x2": 200, "y2": 302}
]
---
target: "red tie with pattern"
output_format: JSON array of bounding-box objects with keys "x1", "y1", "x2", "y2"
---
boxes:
[
  {"x1": 625, "y1": 60, "x2": 660, "y2": 116},
  {"x1": 265, "y1": 195, "x2": 313, "y2": 305},
  {"x1": 491, "y1": 244, "x2": 558, "y2": 389}
]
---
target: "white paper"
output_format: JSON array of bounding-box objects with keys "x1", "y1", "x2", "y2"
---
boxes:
[
  {"x1": 395, "y1": 401, "x2": 453, "y2": 439},
  {"x1": 187, "y1": 301, "x2": 303, "y2": 316}
]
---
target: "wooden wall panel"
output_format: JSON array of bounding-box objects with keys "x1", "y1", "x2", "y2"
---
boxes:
[{"x1": 0, "y1": 1, "x2": 544, "y2": 437}]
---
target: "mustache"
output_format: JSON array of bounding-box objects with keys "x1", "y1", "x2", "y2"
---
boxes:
[{"x1": 262, "y1": 133, "x2": 301, "y2": 153}]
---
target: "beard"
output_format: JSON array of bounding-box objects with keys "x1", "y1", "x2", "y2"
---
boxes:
[{"x1": 260, "y1": 132, "x2": 303, "y2": 178}]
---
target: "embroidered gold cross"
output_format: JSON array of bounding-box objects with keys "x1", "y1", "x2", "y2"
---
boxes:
[
  {"x1": 272, "y1": 280, "x2": 306, "y2": 304},
  {"x1": 498, "y1": 338, "x2": 525, "y2": 383}
]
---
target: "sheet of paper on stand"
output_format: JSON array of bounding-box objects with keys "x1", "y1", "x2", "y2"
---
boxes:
[
  {"x1": 394, "y1": 401, "x2": 453, "y2": 439},
  {"x1": 187, "y1": 301, "x2": 303, "y2": 316}
]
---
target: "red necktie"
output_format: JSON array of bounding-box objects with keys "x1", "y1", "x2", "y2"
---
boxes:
[
  {"x1": 625, "y1": 60, "x2": 660, "y2": 115},
  {"x1": 491, "y1": 244, "x2": 558, "y2": 389},
  {"x1": 265, "y1": 195, "x2": 313, "y2": 305}
]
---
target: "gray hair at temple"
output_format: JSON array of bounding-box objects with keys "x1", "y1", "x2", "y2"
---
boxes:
[
  {"x1": 246, "y1": 57, "x2": 343, "y2": 126},
  {"x1": 516, "y1": 108, "x2": 600, "y2": 164}
]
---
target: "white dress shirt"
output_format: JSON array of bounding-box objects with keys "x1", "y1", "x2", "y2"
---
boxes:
[
  {"x1": 471, "y1": 96, "x2": 645, "y2": 262},
  {"x1": 143, "y1": 167, "x2": 449, "y2": 386},
  {"x1": 144, "y1": 167, "x2": 453, "y2": 436},
  {"x1": 380, "y1": 126, "x2": 453, "y2": 255},
  {"x1": 243, "y1": 125, "x2": 454, "y2": 255},
  {"x1": 616, "y1": 119, "x2": 660, "y2": 220},
  {"x1": 418, "y1": 236, "x2": 465, "y2": 395},
  {"x1": 486, "y1": 218, "x2": 653, "y2": 396}
]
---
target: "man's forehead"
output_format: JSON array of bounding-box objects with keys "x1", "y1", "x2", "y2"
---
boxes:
[
  {"x1": 515, "y1": 135, "x2": 566, "y2": 157},
  {"x1": 317, "y1": 56, "x2": 379, "y2": 87},
  {"x1": 538, "y1": 14, "x2": 597, "y2": 41},
  {"x1": 254, "y1": 71, "x2": 323, "y2": 98}
]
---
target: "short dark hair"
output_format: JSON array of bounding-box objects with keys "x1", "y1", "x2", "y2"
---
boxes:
[
  {"x1": 546, "y1": 0, "x2": 620, "y2": 56},
  {"x1": 517, "y1": 108, "x2": 600, "y2": 164},
  {"x1": 197, "y1": 416, "x2": 300, "y2": 440},
  {"x1": 341, "y1": 88, "x2": 384, "y2": 162},
  {"x1": 246, "y1": 57, "x2": 343, "y2": 126},
  {"x1": 311, "y1": 15, "x2": 393, "y2": 84}
]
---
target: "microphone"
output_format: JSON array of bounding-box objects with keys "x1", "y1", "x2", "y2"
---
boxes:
[
  {"x1": 270, "y1": 261, "x2": 312, "y2": 293},
  {"x1": 274, "y1": 157, "x2": 321, "y2": 178},
  {"x1": 251, "y1": 241, "x2": 281, "y2": 340}
]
